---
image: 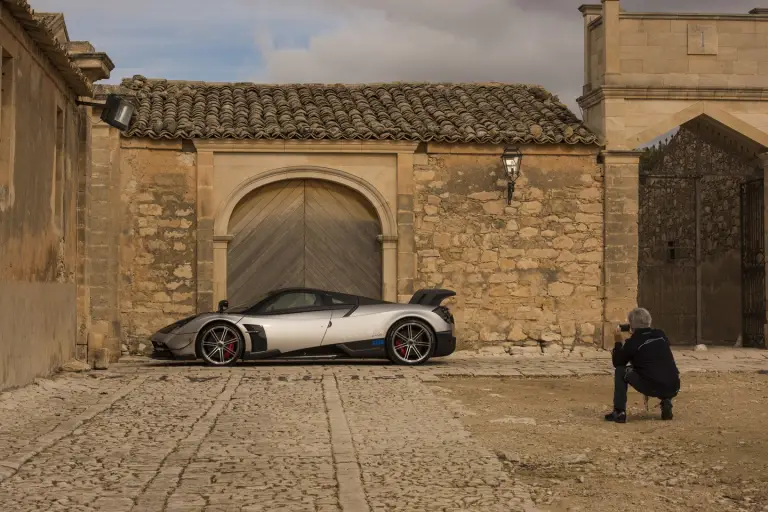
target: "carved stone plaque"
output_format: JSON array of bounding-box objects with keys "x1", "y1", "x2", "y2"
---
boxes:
[{"x1": 688, "y1": 24, "x2": 718, "y2": 55}]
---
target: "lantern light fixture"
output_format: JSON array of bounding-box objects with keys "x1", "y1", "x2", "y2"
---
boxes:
[
  {"x1": 76, "y1": 94, "x2": 135, "y2": 131},
  {"x1": 501, "y1": 147, "x2": 523, "y2": 205}
]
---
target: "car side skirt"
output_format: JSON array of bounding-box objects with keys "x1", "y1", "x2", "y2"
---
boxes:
[{"x1": 240, "y1": 334, "x2": 455, "y2": 361}]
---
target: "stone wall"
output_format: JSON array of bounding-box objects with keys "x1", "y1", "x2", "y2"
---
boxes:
[
  {"x1": 616, "y1": 14, "x2": 768, "y2": 89},
  {"x1": 0, "y1": 10, "x2": 87, "y2": 389},
  {"x1": 413, "y1": 146, "x2": 603, "y2": 353},
  {"x1": 118, "y1": 141, "x2": 197, "y2": 354}
]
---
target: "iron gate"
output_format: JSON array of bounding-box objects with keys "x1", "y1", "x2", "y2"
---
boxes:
[
  {"x1": 639, "y1": 126, "x2": 766, "y2": 346},
  {"x1": 740, "y1": 179, "x2": 766, "y2": 348},
  {"x1": 638, "y1": 176, "x2": 698, "y2": 344}
]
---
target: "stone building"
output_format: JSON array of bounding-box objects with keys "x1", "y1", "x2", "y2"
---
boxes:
[
  {"x1": 579, "y1": 1, "x2": 768, "y2": 349},
  {"x1": 0, "y1": 1, "x2": 112, "y2": 389},
  {"x1": 88, "y1": 78, "x2": 603, "y2": 356},
  {"x1": 79, "y1": 1, "x2": 768, "y2": 358},
  {"x1": 5, "y1": 0, "x2": 768, "y2": 383}
]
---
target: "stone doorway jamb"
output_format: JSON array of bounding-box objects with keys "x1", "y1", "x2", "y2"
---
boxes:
[{"x1": 601, "y1": 149, "x2": 643, "y2": 348}]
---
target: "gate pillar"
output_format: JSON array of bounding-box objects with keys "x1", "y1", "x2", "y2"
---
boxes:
[
  {"x1": 761, "y1": 153, "x2": 768, "y2": 346},
  {"x1": 601, "y1": 150, "x2": 643, "y2": 348}
]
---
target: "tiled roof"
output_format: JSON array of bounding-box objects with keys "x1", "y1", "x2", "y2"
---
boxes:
[
  {"x1": 2, "y1": 1, "x2": 91, "y2": 96},
  {"x1": 32, "y1": 12, "x2": 67, "y2": 41},
  {"x1": 104, "y1": 75, "x2": 598, "y2": 145}
]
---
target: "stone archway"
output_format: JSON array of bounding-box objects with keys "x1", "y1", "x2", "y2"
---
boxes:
[
  {"x1": 212, "y1": 166, "x2": 398, "y2": 304},
  {"x1": 226, "y1": 178, "x2": 383, "y2": 304},
  {"x1": 577, "y1": 1, "x2": 768, "y2": 347},
  {"x1": 638, "y1": 124, "x2": 766, "y2": 347}
]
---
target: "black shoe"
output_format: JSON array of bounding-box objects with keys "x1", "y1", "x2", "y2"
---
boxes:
[
  {"x1": 660, "y1": 399, "x2": 673, "y2": 420},
  {"x1": 604, "y1": 410, "x2": 626, "y2": 423}
]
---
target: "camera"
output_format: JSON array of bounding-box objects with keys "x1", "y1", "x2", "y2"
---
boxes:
[{"x1": 619, "y1": 324, "x2": 631, "y2": 332}]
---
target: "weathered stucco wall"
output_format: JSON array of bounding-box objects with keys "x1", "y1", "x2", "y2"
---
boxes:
[
  {"x1": 118, "y1": 141, "x2": 197, "y2": 353},
  {"x1": 413, "y1": 146, "x2": 603, "y2": 353},
  {"x1": 0, "y1": 8, "x2": 86, "y2": 389}
]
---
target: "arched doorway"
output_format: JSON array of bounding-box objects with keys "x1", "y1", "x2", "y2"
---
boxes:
[
  {"x1": 226, "y1": 179, "x2": 383, "y2": 306},
  {"x1": 638, "y1": 120, "x2": 766, "y2": 348}
]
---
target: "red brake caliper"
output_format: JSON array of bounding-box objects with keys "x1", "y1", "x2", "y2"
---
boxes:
[
  {"x1": 225, "y1": 341, "x2": 236, "y2": 357},
  {"x1": 395, "y1": 338, "x2": 407, "y2": 356}
]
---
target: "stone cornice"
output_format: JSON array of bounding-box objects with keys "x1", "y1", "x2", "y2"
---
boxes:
[
  {"x1": 578, "y1": 4, "x2": 602, "y2": 16},
  {"x1": 601, "y1": 149, "x2": 644, "y2": 157},
  {"x1": 69, "y1": 52, "x2": 114, "y2": 82},
  {"x1": 600, "y1": 149, "x2": 644, "y2": 163},
  {"x1": 192, "y1": 139, "x2": 420, "y2": 154},
  {"x1": 619, "y1": 12, "x2": 768, "y2": 21},
  {"x1": 426, "y1": 142, "x2": 600, "y2": 155},
  {"x1": 578, "y1": 85, "x2": 768, "y2": 109}
]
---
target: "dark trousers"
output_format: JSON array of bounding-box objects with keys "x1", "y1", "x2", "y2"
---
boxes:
[{"x1": 614, "y1": 366, "x2": 678, "y2": 411}]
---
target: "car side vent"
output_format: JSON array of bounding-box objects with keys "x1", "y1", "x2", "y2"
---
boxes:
[{"x1": 243, "y1": 324, "x2": 267, "y2": 352}]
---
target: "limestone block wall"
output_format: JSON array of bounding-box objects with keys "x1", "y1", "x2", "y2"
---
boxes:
[
  {"x1": 413, "y1": 146, "x2": 603, "y2": 351},
  {"x1": 117, "y1": 141, "x2": 197, "y2": 353},
  {"x1": 615, "y1": 15, "x2": 768, "y2": 89}
]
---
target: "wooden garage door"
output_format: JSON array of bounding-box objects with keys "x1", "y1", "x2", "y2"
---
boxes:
[{"x1": 226, "y1": 179, "x2": 382, "y2": 306}]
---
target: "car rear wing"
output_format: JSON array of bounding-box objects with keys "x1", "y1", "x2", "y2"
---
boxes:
[{"x1": 409, "y1": 288, "x2": 456, "y2": 307}]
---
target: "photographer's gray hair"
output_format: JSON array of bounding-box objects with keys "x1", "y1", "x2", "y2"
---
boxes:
[{"x1": 628, "y1": 308, "x2": 652, "y2": 330}]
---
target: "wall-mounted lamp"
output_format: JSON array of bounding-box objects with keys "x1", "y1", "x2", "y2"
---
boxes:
[
  {"x1": 76, "y1": 94, "x2": 135, "y2": 131},
  {"x1": 501, "y1": 147, "x2": 523, "y2": 205}
]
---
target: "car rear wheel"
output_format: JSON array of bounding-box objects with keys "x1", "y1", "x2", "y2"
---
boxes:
[
  {"x1": 386, "y1": 319, "x2": 435, "y2": 366},
  {"x1": 197, "y1": 322, "x2": 244, "y2": 367}
]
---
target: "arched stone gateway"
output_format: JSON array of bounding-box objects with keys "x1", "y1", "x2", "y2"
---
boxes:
[
  {"x1": 578, "y1": 2, "x2": 768, "y2": 347},
  {"x1": 225, "y1": 178, "x2": 383, "y2": 306}
]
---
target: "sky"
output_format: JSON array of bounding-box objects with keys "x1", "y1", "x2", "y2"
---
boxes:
[{"x1": 32, "y1": 0, "x2": 762, "y2": 114}]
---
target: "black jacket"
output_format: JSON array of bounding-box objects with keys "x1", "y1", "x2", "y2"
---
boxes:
[{"x1": 612, "y1": 328, "x2": 680, "y2": 394}]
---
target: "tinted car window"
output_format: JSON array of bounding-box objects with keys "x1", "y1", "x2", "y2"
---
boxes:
[
  {"x1": 328, "y1": 293, "x2": 355, "y2": 305},
  {"x1": 263, "y1": 292, "x2": 321, "y2": 313}
]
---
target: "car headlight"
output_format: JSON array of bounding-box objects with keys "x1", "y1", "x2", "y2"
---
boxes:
[
  {"x1": 156, "y1": 315, "x2": 199, "y2": 334},
  {"x1": 432, "y1": 306, "x2": 454, "y2": 324}
]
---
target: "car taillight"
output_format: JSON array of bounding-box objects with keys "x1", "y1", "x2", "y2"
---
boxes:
[{"x1": 432, "y1": 306, "x2": 454, "y2": 324}]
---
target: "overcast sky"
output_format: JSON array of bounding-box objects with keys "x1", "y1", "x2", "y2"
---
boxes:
[{"x1": 33, "y1": 0, "x2": 761, "y2": 113}]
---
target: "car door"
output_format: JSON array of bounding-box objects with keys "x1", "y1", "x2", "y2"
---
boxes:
[
  {"x1": 251, "y1": 291, "x2": 332, "y2": 354},
  {"x1": 321, "y1": 293, "x2": 378, "y2": 345}
]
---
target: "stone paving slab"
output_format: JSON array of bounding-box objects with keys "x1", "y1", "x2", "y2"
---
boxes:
[
  {"x1": 0, "y1": 373, "x2": 129, "y2": 462},
  {"x1": 0, "y1": 348, "x2": 764, "y2": 511}
]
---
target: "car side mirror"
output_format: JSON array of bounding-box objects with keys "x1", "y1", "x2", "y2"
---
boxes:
[{"x1": 217, "y1": 300, "x2": 229, "y2": 314}]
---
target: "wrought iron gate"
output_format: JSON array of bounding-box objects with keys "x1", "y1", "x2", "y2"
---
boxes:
[
  {"x1": 639, "y1": 126, "x2": 766, "y2": 346},
  {"x1": 740, "y1": 179, "x2": 766, "y2": 348},
  {"x1": 638, "y1": 176, "x2": 697, "y2": 344}
]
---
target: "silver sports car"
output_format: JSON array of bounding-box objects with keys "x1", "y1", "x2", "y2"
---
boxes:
[{"x1": 150, "y1": 288, "x2": 456, "y2": 366}]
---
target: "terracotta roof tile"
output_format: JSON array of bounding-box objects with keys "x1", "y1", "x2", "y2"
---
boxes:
[
  {"x1": 105, "y1": 75, "x2": 598, "y2": 145},
  {"x1": 2, "y1": 1, "x2": 92, "y2": 96}
]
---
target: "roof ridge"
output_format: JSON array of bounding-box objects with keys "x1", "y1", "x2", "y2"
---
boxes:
[{"x1": 121, "y1": 75, "x2": 550, "y2": 90}]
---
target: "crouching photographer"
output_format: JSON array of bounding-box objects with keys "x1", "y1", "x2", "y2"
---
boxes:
[{"x1": 604, "y1": 307, "x2": 681, "y2": 423}]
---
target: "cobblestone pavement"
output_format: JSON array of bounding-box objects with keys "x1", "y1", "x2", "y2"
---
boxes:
[{"x1": 0, "y1": 348, "x2": 765, "y2": 512}]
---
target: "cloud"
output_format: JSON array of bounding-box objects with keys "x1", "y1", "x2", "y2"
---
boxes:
[{"x1": 29, "y1": 0, "x2": 761, "y2": 113}]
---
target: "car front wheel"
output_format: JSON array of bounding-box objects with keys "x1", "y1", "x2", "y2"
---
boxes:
[
  {"x1": 197, "y1": 322, "x2": 244, "y2": 367},
  {"x1": 386, "y1": 319, "x2": 435, "y2": 366}
]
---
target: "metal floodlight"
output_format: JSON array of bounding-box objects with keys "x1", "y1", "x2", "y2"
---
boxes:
[
  {"x1": 501, "y1": 147, "x2": 523, "y2": 205},
  {"x1": 100, "y1": 94, "x2": 134, "y2": 131}
]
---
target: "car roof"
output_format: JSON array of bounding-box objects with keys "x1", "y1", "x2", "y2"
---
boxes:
[{"x1": 267, "y1": 287, "x2": 391, "y2": 304}]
